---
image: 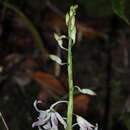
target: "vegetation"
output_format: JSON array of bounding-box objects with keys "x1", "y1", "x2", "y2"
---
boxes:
[{"x1": 0, "y1": 0, "x2": 130, "y2": 130}]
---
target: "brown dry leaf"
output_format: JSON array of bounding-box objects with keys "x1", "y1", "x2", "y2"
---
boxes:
[
  {"x1": 30, "y1": 72, "x2": 67, "y2": 100},
  {"x1": 74, "y1": 94, "x2": 91, "y2": 116},
  {"x1": 43, "y1": 13, "x2": 65, "y2": 30},
  {"x1": 29, "y1": 72, "x2": 91, "y2": 115}
]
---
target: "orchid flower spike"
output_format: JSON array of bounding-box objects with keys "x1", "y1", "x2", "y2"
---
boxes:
[
  {"x1": 66, "y1": 5, "x2": 78, "y2": 44},
  {"x1": 32, "y1": 100, "x2": 68, "y2": 130}
]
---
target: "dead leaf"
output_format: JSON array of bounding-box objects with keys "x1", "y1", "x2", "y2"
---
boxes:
[
  {"x1": 74, "y1": 94, "x2": 91, "y2": 116},
  {"x1": 29, "y1": 72, "x2": 67, "y2": 100}
]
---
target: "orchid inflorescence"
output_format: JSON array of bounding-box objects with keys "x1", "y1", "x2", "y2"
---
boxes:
[
  {"x1": 32, "y1": 100, "x2": 67, "y2": 130},
  {"x1": 49, "y1": 5, "x2": 78, "y2": 66},
  {"x1": 32, "y1": 4, "x2": 99, "y2": 130},
  {"x1": 32, "y1": 100, "x2": 98, "y2": 130}
]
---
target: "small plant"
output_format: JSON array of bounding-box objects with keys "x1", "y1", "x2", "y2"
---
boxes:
[{"x1": 32, "y1": 5, "x2": 97, "y2": 130}]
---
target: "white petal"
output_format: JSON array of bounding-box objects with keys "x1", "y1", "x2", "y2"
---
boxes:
[
  {"x1": 72, "y1": 123, "x2": 78, "y2": 128},
  {"x1": 38, "y1": 126, "x2": 43, "y2": 130},
  {"x1": 54, "y1": 33, "x2": 60, "y2": 41},
  {"x1": 50, "y1": 101, "x2": 68, "y2": 110},
  {"x1": 54, "y1": 33, "x2": 68, "y2": 51},
  {"x1": 39, "y1": 111, "x2": 50, "y2": 120},
  {"x1": 57, "y1": 40, "x2": 68, "y2": 51},
  {"x1": 75, "y1": 86, "x2": 96, "y2": 96},
  {"x1": 94, "y1": 123, "x2": 98, "y2": 130},
  {"x1": 32, "y1": 119, "x2": 45, "y2": 127},
  {"x1": 51, "y1": 112, "x2": 58, "y2": 130},
  {"x1": 77, "y1": 115, "x2": 94, "y2": 130},
  {"x1": 33, "y1": 100, "x2": 43, "y2": 112},
  {"x1": 43, "y1": 121, "x2": 52, "y2": 130},
  {"x1": 81, "y1": 89, "x2": 96, "y2": 96},
  {"x1": 32, "y1": 112, "x2": 51, "y2": 128},
  {"x1": 49, "y1": 55, "x2": 66, "y2": 65},
  {"x1": 54, "y1": 33, "x2": 66, "y2": 41},
  {"x1": 55, "y1": 112, "x2": 67, "y2": 129}
]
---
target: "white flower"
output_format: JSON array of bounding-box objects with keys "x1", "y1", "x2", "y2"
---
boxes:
[
  {"x1": 54, "y1": 33, "x2": 68, "y2": 51},
  {"x1": 49, "y1": 55, "x2": 67, "y2": 65},
  {"x1": 32, "y1": 100, "x2": 67, "y2": 130},
  {"x1": 75, "y1": 85, "x2": 96, "y2": 96},
  {"x1": 76, "y1": 115, "x2": 95, "y2": 130},
  {"x1": 94, "y1": 123, "x2": 98, "y2": 130}
]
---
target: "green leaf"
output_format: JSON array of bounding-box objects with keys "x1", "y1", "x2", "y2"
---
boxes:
[{"x1": 112, "y1": 0, "x2": 129, "y2": 24}]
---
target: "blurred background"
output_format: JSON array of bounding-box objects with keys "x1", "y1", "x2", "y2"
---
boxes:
[{"x1": 0, "y1": 0, "x2": 130, "y2": 130}]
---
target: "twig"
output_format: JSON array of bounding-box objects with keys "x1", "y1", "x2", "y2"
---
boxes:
[{"x1": 0, "y1": 112, "x2": 9, "y2": 130}]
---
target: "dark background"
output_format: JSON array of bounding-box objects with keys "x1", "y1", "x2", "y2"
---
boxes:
[{"x1": 0, "y1": 0, "x2": 130, "y2": 130}]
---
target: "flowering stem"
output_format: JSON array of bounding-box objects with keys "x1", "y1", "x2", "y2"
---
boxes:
[
  {"x1": 67, "y1": 37, "x2": 74, "y2": 130},
  {"x1": 66, "y1": 5, "x2": 78, "y2": 130}
]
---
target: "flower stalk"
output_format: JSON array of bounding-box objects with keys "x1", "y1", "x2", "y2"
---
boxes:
[
  {"x1": 67, "y1": 37, "x2": 74, "y2": 130},
  {"x1": 66, "y1": 5, "x2": 78, "y2": 130}
]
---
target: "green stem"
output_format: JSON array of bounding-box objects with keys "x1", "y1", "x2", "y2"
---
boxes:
[{"x1": 67, "y1": 37, "x2": 74, "y2": 130}]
